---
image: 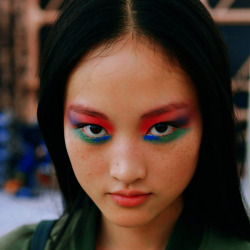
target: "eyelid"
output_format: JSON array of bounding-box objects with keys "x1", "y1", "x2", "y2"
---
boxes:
[
  {"x1": 76, "y1": 122, "x2": 103, "y2": 129},
  {"x1": 68, "y1": 111, "x2": 114, "y2": 134},
  {"x1": 140, "y1": 114, "x2": 190, "y2": 135},
  {"x1": 147, "y1": 123, "x2": 176, "y2": 137},
  {"x1": 74, "y1": 128, "x2": 111, "y2": 144},
  {"x1": 79, "y1": 124, "x2": 109, "y2": 137},
  {"x1": 146, "y1": 121, "x2": 179, "y2": 134}
]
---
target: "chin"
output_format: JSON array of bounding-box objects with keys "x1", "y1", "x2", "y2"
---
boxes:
[
  {"x1": 103, "y1": 209, "x2": 158, "y2": 228},
  {"x1": 111, "y1": 218, "x2": 153, "y2": 228}
]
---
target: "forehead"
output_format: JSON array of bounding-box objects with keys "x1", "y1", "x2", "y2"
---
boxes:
[
  {"x1": 65, "y1": 38, "x2": 199, "y2": 116},
  {"x1": 70, "y1": 38, "x2": 180, "y2": 81}
]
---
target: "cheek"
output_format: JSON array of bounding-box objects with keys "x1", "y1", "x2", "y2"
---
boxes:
[
  {"x1": 64, "y1": 128, "x2": 107, "y2": 186},
  {"x1": 148, "y1": 134, "x2": 201, "y2": 191}
]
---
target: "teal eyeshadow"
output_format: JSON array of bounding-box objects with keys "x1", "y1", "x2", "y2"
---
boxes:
[
  {"x1": 143, "y1": 128, "x2": 189, "y2": 144},
  {"x1": 73, "y1": 129, "x2": 111, "y2": 144}
]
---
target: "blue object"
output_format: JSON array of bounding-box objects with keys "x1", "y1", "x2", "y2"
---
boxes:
[{"x1": 16, "y1": 186, "x2": 34, "y2": 198}]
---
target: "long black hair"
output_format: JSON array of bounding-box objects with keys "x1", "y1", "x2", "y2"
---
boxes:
[{"x1": 38, "y1": 0, "x2": 250, "y2": 241}]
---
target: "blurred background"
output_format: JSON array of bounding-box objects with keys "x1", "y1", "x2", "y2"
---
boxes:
[{"x1": 0, "y1": 0, "x2": 249, "y2": 237}]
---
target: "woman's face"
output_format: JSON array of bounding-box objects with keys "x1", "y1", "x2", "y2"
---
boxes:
[{"x1": 64, "y1": 39, "x2": 202, "y2": 228}]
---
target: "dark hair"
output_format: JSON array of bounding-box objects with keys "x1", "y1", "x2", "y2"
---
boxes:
[{"x1": 38, "y1": 0, "x2": 250, "y2": 242}]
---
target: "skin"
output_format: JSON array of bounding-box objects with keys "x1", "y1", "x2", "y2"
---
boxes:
[{"x1": 64, "y1": 38, "x2": 203, "y2": 249}]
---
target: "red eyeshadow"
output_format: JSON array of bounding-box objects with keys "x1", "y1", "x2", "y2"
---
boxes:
[
  {"x1": 140, "y1": 111, "x2": 191, "y2": 134},
  {"x1": 69, "y1": 110, "x2": 114, "y2": 133}
]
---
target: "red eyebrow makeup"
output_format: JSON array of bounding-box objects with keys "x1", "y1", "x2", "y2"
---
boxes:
[{"x1": 67, "y1": 105, "x2": 114, "y2": 133}]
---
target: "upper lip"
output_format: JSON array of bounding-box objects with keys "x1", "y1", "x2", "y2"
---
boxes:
[{"x1": 110, "y1": 190, "x2": 150, "y2": 196}]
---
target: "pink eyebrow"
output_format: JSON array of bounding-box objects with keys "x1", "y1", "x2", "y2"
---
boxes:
[
  {"x1": 140, "y1": 103, "x2": 190, "y2": 121},
  {"x1": 68, "y1": 104, "x2": 108, "y2": 120}
]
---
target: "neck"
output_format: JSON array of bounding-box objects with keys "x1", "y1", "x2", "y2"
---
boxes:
[{"x1": 97, "y1": 197, "x2": 183, "y2": 250}]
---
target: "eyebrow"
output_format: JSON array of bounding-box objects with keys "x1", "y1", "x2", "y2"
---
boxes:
[
  {"x1": 68, "y1": 102, "x2": 190, "y2": 121},
  {"x1": 68, "y1": 105, "x2": 108, "y2": 120},
  {"x1": 141, "y1": 103, "x2": 190, "y2": 120}
]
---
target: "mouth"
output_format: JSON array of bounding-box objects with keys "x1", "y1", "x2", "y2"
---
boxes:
[{"x1": 109, "y1": 190, "x2": 151, "y2": 207}]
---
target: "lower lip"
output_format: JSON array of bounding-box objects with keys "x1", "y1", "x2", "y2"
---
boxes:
[{"x1": 109, "y1": 194, "x2": 151, "y2": 207}]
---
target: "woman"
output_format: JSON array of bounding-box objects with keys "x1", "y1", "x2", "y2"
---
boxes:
[{"x1": 1, "y1": 0, "x2": 249, "y2": 249}]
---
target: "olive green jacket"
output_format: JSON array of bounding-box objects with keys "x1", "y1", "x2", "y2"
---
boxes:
[{"x1": 0, "y1": 205, "x2": 249, "y2": 250}]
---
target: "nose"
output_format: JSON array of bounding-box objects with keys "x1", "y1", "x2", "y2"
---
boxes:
[{"x1": 109, "y1": 137, "x2": 147, "y2": 184}]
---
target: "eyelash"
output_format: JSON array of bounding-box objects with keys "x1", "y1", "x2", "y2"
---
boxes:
[
  {"x1": 75, "y1": 121, "x2": 184, "y2": 144},
  {"x1": 74, "y1": 123, "x2": 111, "y2": 144},
  {"x1": 147, "y1": 122, "x2": 177, "y2": 135},
  {"x1": 144, "y1": 122, "x2": 186, "y2": 143},
  {"x1": 78, "y1": 123, "x2": 108, "y2": 137}
]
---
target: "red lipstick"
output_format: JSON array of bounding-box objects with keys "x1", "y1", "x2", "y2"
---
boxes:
[{"x1": 109, "y1": 190, "x2": 151, "y2": 207}]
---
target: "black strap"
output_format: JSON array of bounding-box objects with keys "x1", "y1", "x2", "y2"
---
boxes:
[{"x1": 30, "y1": 220, "x2": 57, "y2": 250}]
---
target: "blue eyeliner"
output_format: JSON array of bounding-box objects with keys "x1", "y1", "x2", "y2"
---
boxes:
[
  {"x1": 143, "y1": 128, "x2": 189, "y2": 144},
  {"x1": 74, "y1": 129, "x2": 111, "y2": 144}
]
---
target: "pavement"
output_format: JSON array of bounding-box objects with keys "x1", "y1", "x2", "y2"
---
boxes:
[{"x1": 0, "y1": 189, "x2": 63, "y2": 238}]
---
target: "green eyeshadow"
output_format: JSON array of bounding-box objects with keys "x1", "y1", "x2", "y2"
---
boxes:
[
  {"x1": 74, "y1": 129, "x2": 111, "y2": 144},
  {"x1": 143, "y1": 128, "x2": 189, "y2": 144}
]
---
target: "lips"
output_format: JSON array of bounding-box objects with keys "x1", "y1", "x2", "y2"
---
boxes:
[{"x1": 109, "y1": 190, "x2": 151, "y2": 207}]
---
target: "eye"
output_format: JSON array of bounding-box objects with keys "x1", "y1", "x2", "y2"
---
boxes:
[
  {"x1": 81, "y1": 124, "x2": 108, "y2": 138},
  {"x1": 147, "y1": 122, "x2": 176, "y2": 137}
]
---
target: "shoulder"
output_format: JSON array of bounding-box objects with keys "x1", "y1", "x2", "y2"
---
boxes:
[
  {"x1": 200, "y1": 225, "x2": 250, "y2": 250},
  {"x1": 0, "y1": 215, "x2": 66, "y2": 250},
  {"x1": 0, "y1": 209, "x2": 92, "y2": 250},
  {"x1": 0, "y1": 224, "x2": 37, "y2": 250}
]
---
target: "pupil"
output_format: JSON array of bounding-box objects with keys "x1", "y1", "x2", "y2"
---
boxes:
[
  {"x1": 155, "y1": 123, "x2": 168, "y2": 133},
  {"x1": 90, "y1": 125, "x2": 102, "y2": 134}
]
